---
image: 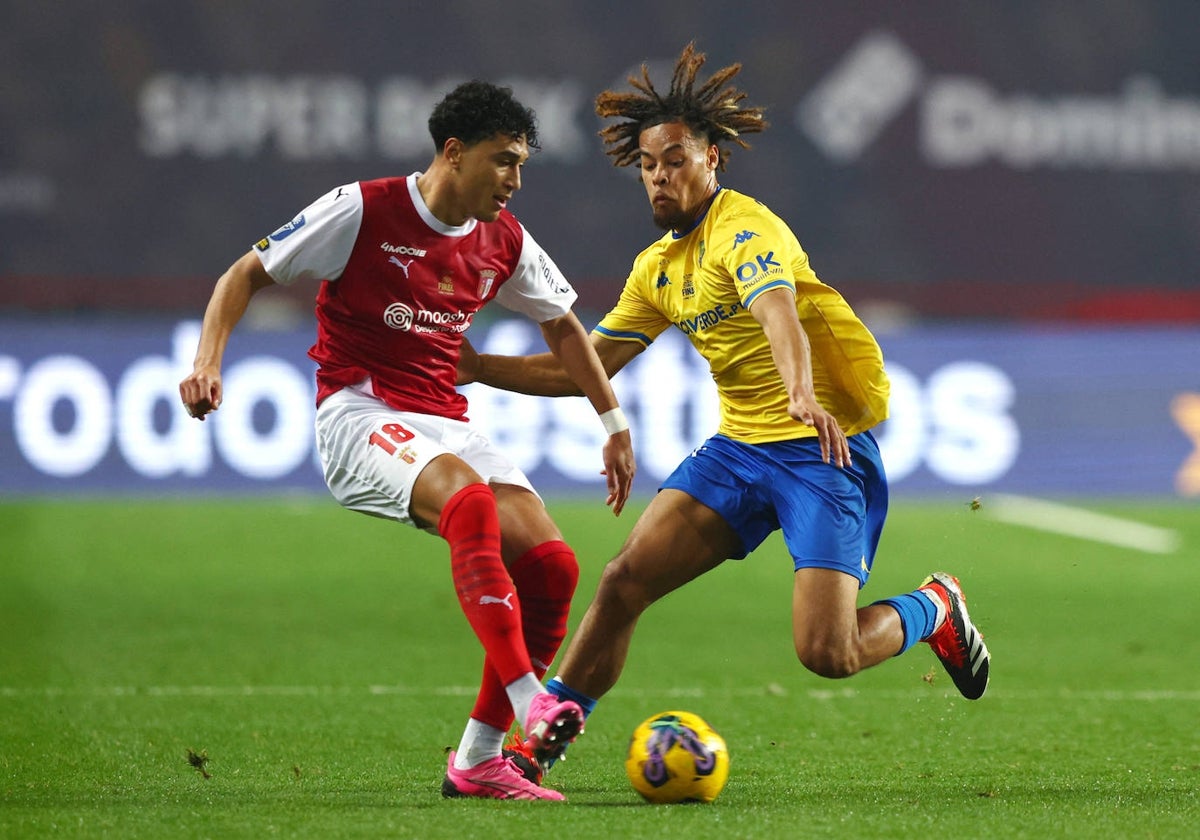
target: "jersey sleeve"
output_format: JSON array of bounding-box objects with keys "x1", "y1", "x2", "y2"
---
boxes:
[
  {"x1": 594, "y1": 253, "x2": 672, "y2": 347},
  {"x1": 493, "y1": 225, "x2": 579, "y2": 322},
  {"x1": 253, "y1": 183, "x2": 364, "y2": 285},
  {"x1": 713, "y1": 203, "x2": 804, "y2": 308}
]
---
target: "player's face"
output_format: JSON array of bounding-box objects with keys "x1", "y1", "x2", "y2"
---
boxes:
[
  {"x1": 637, "y1": 122, "x2": 719, "y2": 233},
  {"x1": 455, "y1": 134, "x2": 529, "y2": 222}
]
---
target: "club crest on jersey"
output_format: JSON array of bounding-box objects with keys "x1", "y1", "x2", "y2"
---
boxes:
[
  {"x1": 478, "y1": 269, "x2": 498, "y2": 299},
  {"x1": 438, "y1": 275, "x2": 455, "y2": 295}
]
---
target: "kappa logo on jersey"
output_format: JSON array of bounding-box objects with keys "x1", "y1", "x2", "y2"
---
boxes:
[
  {"x1": 268, "y1": 215, "x2": 306, "y2": 242},
  {"x1": 383, "y1": 302, "x2": 472, "y2": 334},
  {"x1": 735, "y1": 251, "x2": 783, "y2": 283},
  {"x1": 732, "y1": 229, "x2": 759, "y2": 248},
  {"x1": 656, "y1": 271, "x2": 671, "y2": 288}
]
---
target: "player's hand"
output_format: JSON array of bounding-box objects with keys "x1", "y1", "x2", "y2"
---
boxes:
[
  {"x1": 456, "y1": 338, "x2": 480, "y2": 385},
  {"x1": 600, "y1": 428, "x2": 636, "y2": 516},
  {"x1": 179, "y1": 367, "x2": 222, "y2": 421},
  {"x1": 791, "y1": 396, "x2": 850, "y2": 468}
]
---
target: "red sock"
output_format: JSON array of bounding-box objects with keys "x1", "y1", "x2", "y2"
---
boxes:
[
  {"x1": 510, "y1": 540, "x2": 579, "y2": 674},
  {"x1": 439, "y1": 484, "x2": 531, "y2": 687},
  {"x1": 470, "y1": 540, "x2": 579, "y2": 730}
]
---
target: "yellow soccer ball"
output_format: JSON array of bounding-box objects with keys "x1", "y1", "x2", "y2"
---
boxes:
[{"x1": 624, "y1": 710, "x2": 730, "y2": 803}]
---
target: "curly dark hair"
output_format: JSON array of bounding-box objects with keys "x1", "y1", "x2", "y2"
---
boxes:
[
  {"x1": 595, "y1": 42, "x2": 768, "y2": 170},
  {"x1": 428, "y1": 80, "x2": 540, "y2": 152}
]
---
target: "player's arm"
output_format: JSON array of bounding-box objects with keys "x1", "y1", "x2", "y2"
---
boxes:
[
  {"x1": 531, "y1": 313, "x2": 640, "y2": 514},
  {"x1": 179, "y1": 251, "x2": 276, "y2": 420},
  {"x1": 748, "y1": 285, "x2": 851, "y2": 468},
  {"x1": 458, "y1": 325, "x2": 642, "y2": 514},
  {"x1": 459, "y1": 329, "x2": 642, "y2": 397}
]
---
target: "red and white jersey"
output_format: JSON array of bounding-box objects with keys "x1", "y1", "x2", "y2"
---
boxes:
[{"x1": 253, "y1": 174, "x2": 577, "y2": 419}]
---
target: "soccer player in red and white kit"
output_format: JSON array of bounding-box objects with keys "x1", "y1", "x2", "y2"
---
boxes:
[{"x1": 179, "y1": 81, "x2": 635, "y2": 801}]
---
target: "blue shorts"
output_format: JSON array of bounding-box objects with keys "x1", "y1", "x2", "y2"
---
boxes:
[{"x1": 660, "y1": 431, "x2": 888, "y2": 587}]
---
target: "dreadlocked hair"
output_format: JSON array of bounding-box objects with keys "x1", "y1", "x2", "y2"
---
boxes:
[{"x1": 595, "y1": 42, "x2": 768, "y2": 170}]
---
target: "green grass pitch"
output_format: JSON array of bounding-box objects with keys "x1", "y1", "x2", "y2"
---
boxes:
[{"x1": 2, "y1": 496, "x2": 1197, "y2": 838}]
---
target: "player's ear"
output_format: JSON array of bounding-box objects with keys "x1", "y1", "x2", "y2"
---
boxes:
[
  {"x1": 706, "y1": 144, "x2": 719, "y2": 171},
  {"x1": 443, "y1": 137, "x2": 464, "y2": 169}
]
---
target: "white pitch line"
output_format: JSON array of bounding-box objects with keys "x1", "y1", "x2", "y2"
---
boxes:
[
  {"x1": 4, "y1": 685, "x2": 1200, "y2": 701},
  {"x1": 986, "y1": 493, "x2": 1181, "y2": 555}
]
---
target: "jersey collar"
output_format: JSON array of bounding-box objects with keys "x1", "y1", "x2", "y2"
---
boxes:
[
  {"x1": 671, "y1": 185, "x2": 722, "y2": 240},
  {"x1": 407, "y1": 172, "x2": 478, "y2": 237}
]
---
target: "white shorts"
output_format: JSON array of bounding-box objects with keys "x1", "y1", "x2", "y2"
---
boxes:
[{"x1": 314, "y1": 385, "x2": 539, "y2": 530}]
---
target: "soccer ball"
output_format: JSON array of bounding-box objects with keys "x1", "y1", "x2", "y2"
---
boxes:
[{"x1": 624, "y1": 710, "x2": 730, "y2": 803}]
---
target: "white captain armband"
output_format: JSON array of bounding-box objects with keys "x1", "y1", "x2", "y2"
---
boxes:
[{"x1": 599, "y1": 407, "x2": 630, "y2": 436}]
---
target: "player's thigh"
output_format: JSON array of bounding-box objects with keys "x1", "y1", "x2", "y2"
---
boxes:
[
  {"x1": 408, "y1": 453, "x2": 486, "y2": 530},
  {"x1": 791, "y1": 567, "x2": 862, "y2": 651},
  {"x1": 492, "y1": 482, "x2": 564, "y2": 562},
  {"x1": 606, "y1": 489, "x2": 738, "y2": 602},
  {"x1": 316, "y1": 390, "x2": 467, "y2": 529},
  {"x1": 770, "y1": 456, "x2": 871, "y2": 580}
]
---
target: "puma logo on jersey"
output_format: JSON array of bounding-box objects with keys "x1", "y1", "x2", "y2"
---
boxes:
[
  {"x1": 388, "y1": 256, "x2": 413, "y2": 277},
  {"x1": 479, "y1": 593, "x2": 515, "y2": 610}
]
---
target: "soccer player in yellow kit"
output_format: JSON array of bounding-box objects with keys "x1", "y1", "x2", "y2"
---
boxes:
[{"x1": 459, "y1": 44, "x2": 990, "y2": 776}]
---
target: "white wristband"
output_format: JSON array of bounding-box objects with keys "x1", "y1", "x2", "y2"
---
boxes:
[{"x1": 599, "y1": 407, "x2": 629, "y2": 436}]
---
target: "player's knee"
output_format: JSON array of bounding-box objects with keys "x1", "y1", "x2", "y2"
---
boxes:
[
  {"x1": 595, "y1": 557, "x2": 652, "y2": 617},
  {"x1": 794, "y1": 639, "x2": 861, "y2": 679}
]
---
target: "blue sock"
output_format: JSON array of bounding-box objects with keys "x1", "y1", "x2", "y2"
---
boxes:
[
  {"x1": 876, "y1": 591, "x2": 939, "y2": 655},
  {"x1": 546, "y1": 676, "x2": 597, "y2": 719}
]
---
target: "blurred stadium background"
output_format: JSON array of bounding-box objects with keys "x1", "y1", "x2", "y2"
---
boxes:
[{"x1": 1, "y1": 0, "x2": 1197, "y2": 502}]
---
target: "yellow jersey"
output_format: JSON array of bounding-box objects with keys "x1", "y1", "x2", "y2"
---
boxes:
[{"x1": 596, "y1": 188, "x2": 890, "y2": 443}]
